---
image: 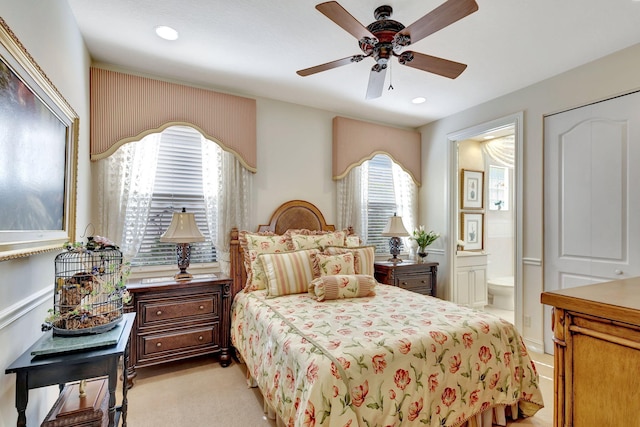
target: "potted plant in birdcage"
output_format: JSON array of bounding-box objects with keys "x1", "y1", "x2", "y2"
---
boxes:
[{"x1": 411, "y1": 226, "x2": 440, "y2": 262}]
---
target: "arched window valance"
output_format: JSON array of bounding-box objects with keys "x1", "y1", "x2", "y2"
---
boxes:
[
  {"x1": 89, "y1": 67, "x2": 257, "y2": 172},
  {"x1": 332, "y1": 116, "x2": 421, "y2": 186}
]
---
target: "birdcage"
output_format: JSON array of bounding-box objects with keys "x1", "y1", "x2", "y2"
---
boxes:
[{"x1": 45, "y1": 240, "x2": 126, "y2": 336}]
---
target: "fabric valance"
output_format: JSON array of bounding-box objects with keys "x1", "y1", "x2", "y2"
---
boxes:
[
  {"x1": 89, "y1": 67, "x2": 257, "y2": 171},
  {"x1": 332, "y1": 116, "x2": 421, "y2": 186}
]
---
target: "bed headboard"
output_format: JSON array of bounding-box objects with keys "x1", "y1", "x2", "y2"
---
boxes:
[{"x1": 229, "y1": 200, "x2": 336, "y2": 297}]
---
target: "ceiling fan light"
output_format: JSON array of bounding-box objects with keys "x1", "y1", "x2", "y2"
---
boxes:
[
  {"x1": 412, "y1": 97, "x2": 426, "y2": 104},
  {"x1": 155, "y1": 25, "x2": 179, "y2": 41}
]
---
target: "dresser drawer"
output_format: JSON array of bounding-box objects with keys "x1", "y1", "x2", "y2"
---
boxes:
[
  {"x1": 140, "y1": 296, "x2": 216, "y2": 327},
  {"x1": 396, "y1": 274, "x2": 433, "y2": 295},
  {"x1": 141, "y1": 326, "x2": 219, "y2": 357}
]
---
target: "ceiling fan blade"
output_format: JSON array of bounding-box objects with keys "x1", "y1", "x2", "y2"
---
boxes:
[
  {"x1": 365, "y1": 65, "x2": 387, "y2": 100},
  {"x1": 398, "y1": 51, "x2": 467, "y2": 79},
  {"x1": 396, "y1": 0, "x2": 478, "y2": 46},
  {"x1": 297, "y1": 55, "x2": 366, "y2": 76},
  {"x1": 316, "y1": 2, "x2": 377, "y2": 43}
]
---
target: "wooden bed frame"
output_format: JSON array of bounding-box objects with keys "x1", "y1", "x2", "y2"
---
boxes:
[{"x1": 229, "y1": 200, "x2": 337, "y2": 297}]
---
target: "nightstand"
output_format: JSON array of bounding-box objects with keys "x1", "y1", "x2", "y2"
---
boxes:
[
  {"x1": 374, "y1": 260, "x2": 438, "y2": 297},
  {"x1": 124, "y1": 275, "x2": 232, "y2": 386}
]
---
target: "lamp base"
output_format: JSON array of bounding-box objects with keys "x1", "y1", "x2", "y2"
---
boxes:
[
  {"x1": 174, "y1": 243, "x2": 194, "y2": 281},
  {"x1": 173, "y1": 271, "x2": 194, "y2": 281},
  {"x1": 387, "y1": 237, "x2": 404, "y2": 264}
]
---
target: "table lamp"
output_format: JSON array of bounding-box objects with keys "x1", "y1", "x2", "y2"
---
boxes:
[
  {"x1": 160, "y1": 208, "x2": 205, "y2": 280},
  {"x1": 381, "y1": 213, "x2": 409, "y2": 263}
]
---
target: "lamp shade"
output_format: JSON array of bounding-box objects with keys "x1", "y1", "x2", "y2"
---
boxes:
[
  {"x1": 159, "y1": 208, "x2": 205, "y2": 243},
  {"x1": 381, "y1": 215, "x2": 409, "y2": 237}
]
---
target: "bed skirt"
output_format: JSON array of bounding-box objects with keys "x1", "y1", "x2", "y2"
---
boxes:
[{"x1": 246, "y1": 365, "x2": 533, "y2": 427}]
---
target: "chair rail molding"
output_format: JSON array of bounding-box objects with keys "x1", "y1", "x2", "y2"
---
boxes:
[{"x1": 0, "y1": 287, "x2": 50, "y2": 330}]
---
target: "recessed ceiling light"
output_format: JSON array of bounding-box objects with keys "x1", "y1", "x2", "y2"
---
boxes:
[
  {"x1": 483, "y1": 135, "x2": 495, "y2": 140},
  {"x1": 155, "y1": 25, "x2": 179, "y2": 41},
  {"x1": 411, "y1": 97, "x2": 426, "y2": 104}
]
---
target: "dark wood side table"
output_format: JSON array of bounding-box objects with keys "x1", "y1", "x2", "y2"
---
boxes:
[
  {"x1": 5, "y1": 312, "x2": 135, "y2": 427},
  {"x1": 125, "y1": 274, "x2": 232, "y2": 386},
  {"x1": 374, "y1": 260, "x2": 438, "y2": 297}
]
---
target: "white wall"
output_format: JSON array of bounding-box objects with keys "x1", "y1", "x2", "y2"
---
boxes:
[
  {"x1": 419, "y1": 42, "x2": 640, "y2": 351},
  {"x1": 0, "y1": 1, "x2": 91, "y2": 424},
  {"x1": 253, "y1": 99, "x2": 337, "y2": 228}
]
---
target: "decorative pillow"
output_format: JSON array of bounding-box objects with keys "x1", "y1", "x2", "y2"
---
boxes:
[
  {"x1": 308, "y1": 274, "x2": 377, "y2": 301},
  {"x1": 324, "y1": 246, "x2": 376, "y2": 276},
  {"x1": 284, "y1": 229, "x2": 332, "y2": 250},
  {"x1": 345, "y1": 235, "x2": 361, "y2": 247},
  {"x1": 260, "y1": 249, "x2": 319, "y2": 297},
  {"x1": 312, "y1": 252, "x2": 355, "y2": 278},
  {"x1": 290, "y1": 230, "x2": 347, "y2": 250},
  {"x1": 239, "y1": 231, "x2": 291, "y2": 291}
]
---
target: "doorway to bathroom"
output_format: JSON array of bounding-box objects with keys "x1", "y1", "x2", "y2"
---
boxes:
[{"x1": 447, "y1": 113, "x2": 523, "y2": 330}]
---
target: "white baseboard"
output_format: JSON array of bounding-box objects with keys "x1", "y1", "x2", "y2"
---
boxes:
[{"x1": 523, "y1": 337, "x2": 545, "y2": 355}]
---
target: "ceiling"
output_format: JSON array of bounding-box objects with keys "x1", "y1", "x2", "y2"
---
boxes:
[{"x1": 66, "y1": 0, "x2": 640, "y2": 129}]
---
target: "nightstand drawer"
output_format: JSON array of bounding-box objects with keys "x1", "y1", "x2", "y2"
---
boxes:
[
  {"x1": 141, "y1": 297, "x2": 216, "y2": 325},
  {"x1": 397, "y1": 275, "x2": 433, "y2": 295},
  {"x1": 125, "y1": 275, "x2": 233, "y2": 376},
  {"x1": 142, "y1": 326, "x2": 218, "y2": 356},
  {"x1": 374, "y1": 260, "x2": 438, "y2": 297}
]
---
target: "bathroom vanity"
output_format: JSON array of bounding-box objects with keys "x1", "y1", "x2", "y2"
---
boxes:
[{"x1": 454, "y1": 251, "x2": 488, "y2": 308}]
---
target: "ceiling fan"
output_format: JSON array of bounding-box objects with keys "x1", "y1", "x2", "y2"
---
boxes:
[{"x1": 297, "y1": 0, "x2": 479, "y2": 99}]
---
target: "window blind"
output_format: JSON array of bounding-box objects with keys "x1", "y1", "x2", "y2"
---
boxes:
[
  {"x1": 132, "y1": 126, "x2": 217, "y2": 267},
  {"x1": 366, "y1": 155, "x2": 400, "y2": 253}
]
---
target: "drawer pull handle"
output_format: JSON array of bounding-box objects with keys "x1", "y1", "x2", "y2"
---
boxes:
[
  {"x1": 421, "y1": 280, "x2": 426, "y2": 284},
  {"x1": 156, "y1": 310, "x2": 162, "y2": 316},
  {"x1": 198, "y1": 335, "x2": 204, "y2": 341},
  {"x1": 401, "y1": 282, "x2": 407, "y2": 286},
  {"x1": 156, "y1": 342, "x2": 162, "y2": 348},
  {"x1": 199, "y1": 305, "x2": 204, "y2": 310}
]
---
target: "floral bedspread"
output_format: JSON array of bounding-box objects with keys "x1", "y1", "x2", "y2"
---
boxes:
[{"x1": 231, "y1": 285, "x2": 543, "y2": 427}]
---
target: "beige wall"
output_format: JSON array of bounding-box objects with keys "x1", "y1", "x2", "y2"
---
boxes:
[
  {"x1": 0, "y1": 0, "x2": 92, "y2": 423},
  {"x1": 419, "y1": 43, "x2": 640, "y2": 350}
]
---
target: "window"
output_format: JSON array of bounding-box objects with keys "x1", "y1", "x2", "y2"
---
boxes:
[
  {"x1": 130, "y1": 126, "x2": 218, "y2": 267},
  {"x1": 488, "y1": 165, "x2": 509, "y2": 211},
  {"x1": 362, "y1": 154, "x2": 417, "y2": 254}
]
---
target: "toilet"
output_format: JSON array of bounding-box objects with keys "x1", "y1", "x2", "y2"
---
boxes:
[{"x1": 487, "y1": 276, "x2": 514, "y2": 310}]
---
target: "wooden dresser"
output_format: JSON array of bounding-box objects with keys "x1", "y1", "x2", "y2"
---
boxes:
[
  {"x1": 374, "y1": 260, "x2": 438, "y2": 297},
  {"x1": 541, "y1": 278, "x2": 640, "y2": 426},
  {"x1": 125, "y1": 275, "x2": 232, "y2": 384}
]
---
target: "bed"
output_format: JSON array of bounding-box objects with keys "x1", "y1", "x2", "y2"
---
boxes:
[{"x1": 229, "y1": 200, "x2": 543, "y2": 427}]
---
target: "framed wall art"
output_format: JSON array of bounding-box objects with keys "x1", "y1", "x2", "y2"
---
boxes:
[
  {"x1": 461, "y1": 169, "x2": 484, "y2": 209},
  {"x1": 462, "y1": 213, "x2": 483, "y2": 251},
  {"x1": 0, "y1": 18, "x2": 78, "y2": 261}
]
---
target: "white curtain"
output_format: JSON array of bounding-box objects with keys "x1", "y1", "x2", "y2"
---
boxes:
[
  {"x1": 392, "y1": 161, "x2": 418, "y2": 235},
  {"x1": 96, "y1": 133, "x2": 161, "y2": 259},
  {"x1": 337, "y1": 164, "x2": 364, "y2": 237},
  {"x1": 337, "y1": 158, "x2": 416, "y2": 245},
  {"x1": 482, "y1": 135, "x2": 515, "y2": 168},
  {"x1": 202, "y1": 138, "x2": 253, "y2": 276}
]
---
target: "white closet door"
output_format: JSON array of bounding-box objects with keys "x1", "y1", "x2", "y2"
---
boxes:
[{"x1": 543, "y1": 91, "x2": 640, "y2": 352}]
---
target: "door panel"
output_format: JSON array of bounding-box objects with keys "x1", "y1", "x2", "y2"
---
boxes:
[{"x1": 544, "y1": 91, "x2": 640, "y2": 352}]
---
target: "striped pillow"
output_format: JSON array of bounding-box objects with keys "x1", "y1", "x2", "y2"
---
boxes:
[
  {"x1": 239, "y1": 231, "x2": 291, "y2": 291},
  {"x1": 309, "y1": 274, "x2": 377, "y2": 301},
  {"x1": 260, "y1": 249, "x2": 319, "y2": 297},
  {"x1": 324, "y1": 246, "x2": 376, "y2": 276}
]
